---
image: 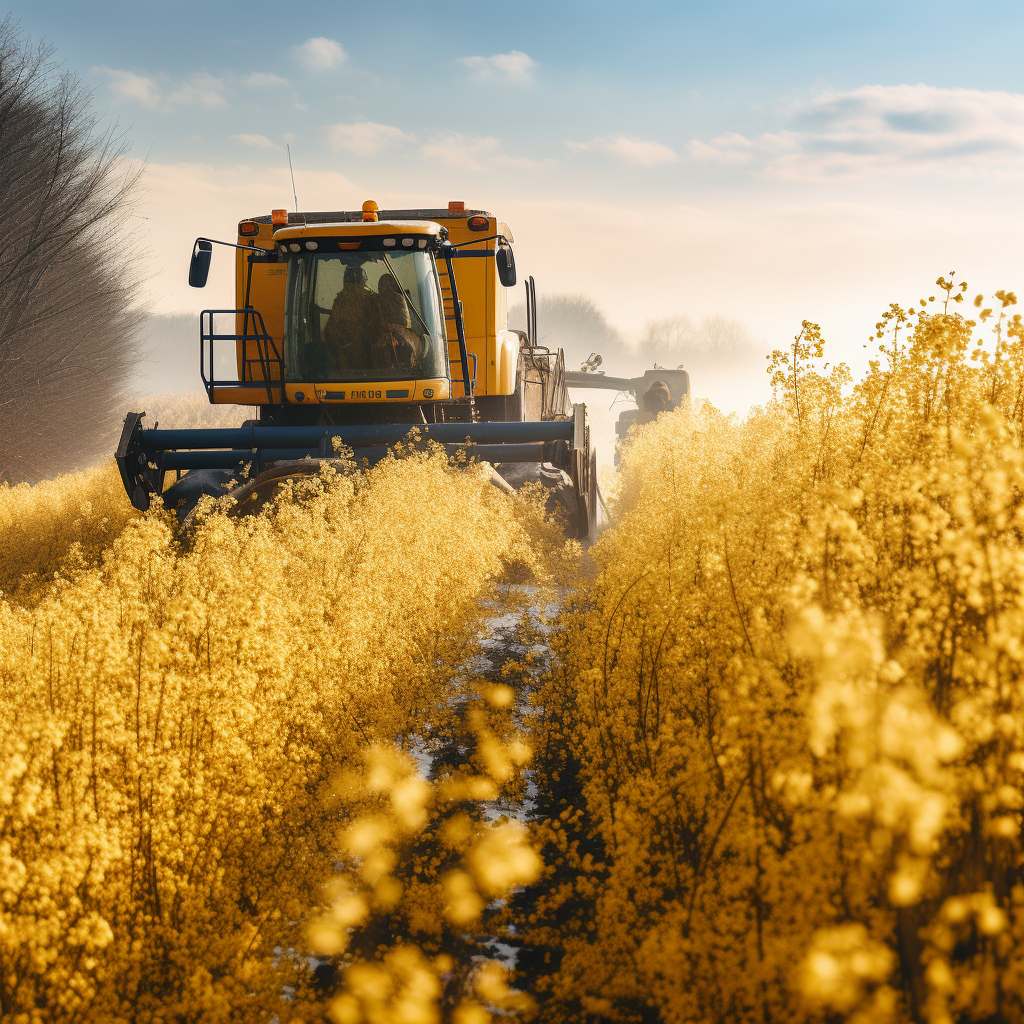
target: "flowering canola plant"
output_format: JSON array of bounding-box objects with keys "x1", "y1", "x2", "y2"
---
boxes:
[
  {"x1": 0, "y1": 451, "x2": 548, "y2": 1022},
  {"x1": 0, "y1": 461, "x2": 137, "y2": 600},
  {"x1": 0, "y1": 390, "x2": 251, "y2": 601},
  {"x1": 13, "y1": 278, "x2": 1024, "y2": 1024},
  {"x1": 307, "y1": 694, "x2": 543, "y2": 1024},
  {"x1": 527, "y1": 282, "x2": 1024, "y2": 1023}
]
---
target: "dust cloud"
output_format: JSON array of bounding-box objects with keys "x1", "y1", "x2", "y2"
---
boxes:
[
  {"x1": 509, "y1": 292, "x2": 769, "y2": 413},
  {"x1": 510, "y1": 291, "x2": 770, "y2": 467},
  {"x1": 132, "y1": 313, "x2": 245, "y2": 396}
]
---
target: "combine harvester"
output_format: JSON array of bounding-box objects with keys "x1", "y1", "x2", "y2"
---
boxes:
[
  {"x1": 116, "y1": 201, "x2": 598, "y2": 539},
  {"x1": 564, "y1": 361, "x2": 690, "y2": 461}
]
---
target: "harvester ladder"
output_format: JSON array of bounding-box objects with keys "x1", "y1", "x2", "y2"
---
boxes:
[
  {"x1": 437, "y1": 262, "x2": 469, "y2": 396},
  {"x1": 200, "y1": 308, "x2": 285, "y2": 405}
]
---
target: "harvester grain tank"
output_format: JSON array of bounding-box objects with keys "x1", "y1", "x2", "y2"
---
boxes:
[{"x1": 116, "y1": 201, "x2": 598, "y2": 538}]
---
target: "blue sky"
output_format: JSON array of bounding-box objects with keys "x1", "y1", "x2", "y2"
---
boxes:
[
  {"x1": 9, "y1": 0, "x2": 1024, "y2": 405},
  {"x1": 22, "y1": 1, "x2": 1024, "y2": 172}
]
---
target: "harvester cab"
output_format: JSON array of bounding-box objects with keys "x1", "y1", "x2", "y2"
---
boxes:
[{"x1": 116, "y1": 201, "x2": 599, "y2": 540}]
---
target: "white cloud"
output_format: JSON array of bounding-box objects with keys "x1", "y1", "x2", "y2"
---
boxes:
[
  {"x1": 167, "y1": 72, "x2": 227, "y2": 109},
  {"x1": 459, "y1": 50, "x2": 535, "y2": 84},
  {"x1": 420, "y1": 133, "x2": 503, "y2": 170},
  {"x1": 687, "y1": 132, "x2": 754, "y2": 166},
  {"x1": 295, "y1": 37, "x2": 346, "y2": 70},
  {"x1": 231, "y1": 133, "x2": 277, "y2": 149},
  {"x1": 245, "y1": 72, "x2": 289, "y2": 88},
  {"x1": 328, "y1": 122, "x2": 412, "y2": 157},
  {"x1": 689, "y1": 85, "x2": 1024, "y2": 179},
  {"x1": 568, "y1": 134, "x2": 679, "y2": 166},
  {"x1": 494, "y1": 154, "x2": 558, "y2": 169},
  {"x1": 95, "y1": 67, "x2": 226, "y2": 110},
  {"x1": 100, "y1": 68, "x2": 162, "y2": 109}
]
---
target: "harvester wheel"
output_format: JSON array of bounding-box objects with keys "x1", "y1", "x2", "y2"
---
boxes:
[
  {"x1": 569, "y1": 435, "x2": 596, "y2": 543},
  {"x1": 588, "y1": 447, "x2": 599, "y2": 543}
]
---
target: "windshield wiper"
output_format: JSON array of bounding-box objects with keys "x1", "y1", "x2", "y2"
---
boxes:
[{"x1": 379, "y1": 251, "x2": 434, "y2": 339}]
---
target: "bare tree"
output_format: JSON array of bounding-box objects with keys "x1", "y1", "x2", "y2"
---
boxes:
[
  {"x1": 639, "y1": 312, "x2": 750, "y2": 364},
  {"x1": 509, "y1": 292, "x2": 629, "y2": 371},
  {"x1": 698, "y1": 313, "x2": 749, "y2": 353},
  {"x1": 638, "y1": 313, "x2": 696, "y2": 363},
  {"x1": 0, "y1": 18, "x2": 144, "y2": 484}
]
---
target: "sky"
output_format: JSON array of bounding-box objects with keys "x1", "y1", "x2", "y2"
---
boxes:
[{"x1": 9, "y1": 0, "x2": 1024, "y2": 409}]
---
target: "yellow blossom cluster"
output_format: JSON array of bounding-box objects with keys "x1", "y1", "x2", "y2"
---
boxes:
[
  {"x1": 0, "y1": 392, "x2": 248, "y2": 600},
  {"x1": 0, "y1": 450, "x2": 544, "y2": 1022},
  {"x1": 0, "y1": 461, "x2": 137, "y2": 599},
  {"x1": 308, "y1": 685, "x2": 541, "y2": 1024},
  {"x1": 527, "y1": 284, "x2": 1024, "y2": 1022}
]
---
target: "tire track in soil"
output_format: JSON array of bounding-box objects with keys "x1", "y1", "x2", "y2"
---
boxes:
[
  {"x1": 463, "y1": 581, "x2": 617, "y2": 1021},
  {"x1": 421, "y1": 583, "x2": 565, "y2": 994},
  {"x1": 310, "y1": 582, "x2": 588, "y2": 1016}
]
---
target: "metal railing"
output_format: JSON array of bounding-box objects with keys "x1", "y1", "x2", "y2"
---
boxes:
[{"x1": 200, "y1": 308, "x2": 284, "y2": 404}]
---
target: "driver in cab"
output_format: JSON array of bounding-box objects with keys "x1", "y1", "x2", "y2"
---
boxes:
[
  {"x1": 324, "y1": 267, "x2": 422, "y2": 372},
  {"x1": 378, "y1": 276, "x2": 425, "y2": 366}
]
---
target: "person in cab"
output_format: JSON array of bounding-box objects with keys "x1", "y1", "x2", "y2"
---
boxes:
[
  {"x1": 324, "y1": 265, "x2": 387, "y2": 372},
  {"x1": 378, "y1": 275, "x2": 424, "y2": 368}
]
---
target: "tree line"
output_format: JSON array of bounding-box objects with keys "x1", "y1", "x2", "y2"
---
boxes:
[{"x1": 0, "y1": 18, "x2": 142, "y2": 484}]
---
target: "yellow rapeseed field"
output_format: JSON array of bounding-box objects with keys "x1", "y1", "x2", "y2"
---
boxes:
[
  {"x1": 10, "y1": 281, "x2": 1024, "y2": 1024},
  {"x1": 0, "y1": 450, "x2": 551, "y2": 1022},
  {"x1": 526, "y1": 283, "x2": 1024, "y2": 1023},
  {"x1": 0, "y1": 462, "x2": 138, "y2": 600},
  {"x1": 0, "y1": 392, "x2": 245, "y2": 600}
]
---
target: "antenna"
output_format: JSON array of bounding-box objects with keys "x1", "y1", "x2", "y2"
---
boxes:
[{"x1": 286, "y1": 144, "x2": 299, "y2": 213}]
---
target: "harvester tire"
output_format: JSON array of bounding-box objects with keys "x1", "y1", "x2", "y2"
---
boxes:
[
  {"x1": 161, "y1": 468, "x2": 237, "y2": 523},
  {"x1": 588, "y1": 447, "x2": 599, "y2": 543}
]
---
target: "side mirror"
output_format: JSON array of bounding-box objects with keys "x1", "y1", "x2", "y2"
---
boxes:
[
  {"x1": 496, "y1": 244, "x2": 516, "y2": 288},
  {"x1": 188, "y1": 239, "x2": 213, "y2": 288}
]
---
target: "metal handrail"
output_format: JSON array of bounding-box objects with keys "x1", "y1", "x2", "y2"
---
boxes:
[{"x1": 200, "y1": 308, "x2": 285, "y2": 404}]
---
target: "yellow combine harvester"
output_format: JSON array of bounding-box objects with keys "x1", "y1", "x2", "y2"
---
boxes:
[{"x1": 116, "y1": 201, "x2": 597, "y2": 538}]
